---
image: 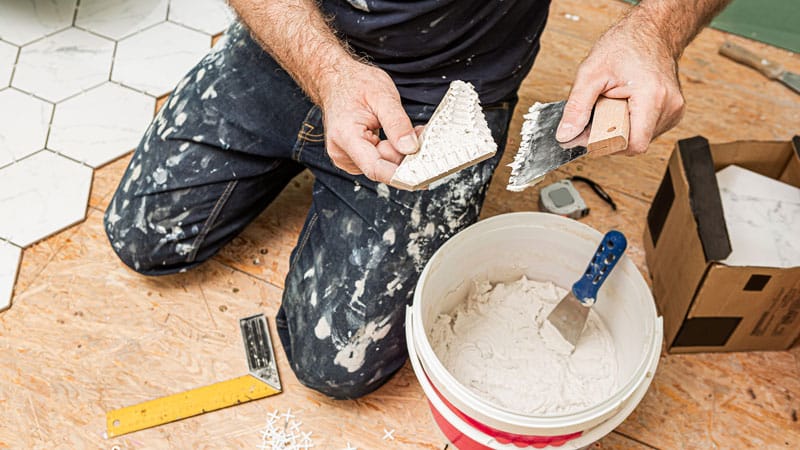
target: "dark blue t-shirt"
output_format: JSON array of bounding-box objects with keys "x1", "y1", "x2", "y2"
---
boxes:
[{"x1": 320, "y1": 0, "x2": 551, "y2": 105}]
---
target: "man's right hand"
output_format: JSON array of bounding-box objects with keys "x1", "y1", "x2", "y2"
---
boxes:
[
  {"x1": 229, "y1": 0, "x2": 419, "y2": 185},
  {"x1": 317, "y1": 60, "x2": 419, "y2": 185}
]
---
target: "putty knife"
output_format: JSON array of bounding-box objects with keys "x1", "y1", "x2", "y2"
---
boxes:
[
  {"x1": 719, "y1": 41, "x2": 800, "y2": 95},
  {"x1": 507, "y1": 97, "x2": 630, "y2": 191},
  {"x1": 547, "y1": 230, "x2": 627, "y2": 350}
]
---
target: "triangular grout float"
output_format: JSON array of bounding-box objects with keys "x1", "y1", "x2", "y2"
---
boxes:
[{"x1": 389, "y1": 80, "x2": 497, "y2": 191}]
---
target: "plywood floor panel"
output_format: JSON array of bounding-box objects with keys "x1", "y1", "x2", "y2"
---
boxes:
[
  {"x1": 1, "y1": 208, "x2": 643, "y2": 448},
  {"x1": 214, "y1": 171, "x2": 314, "y2": 289},
  {"x1": 88, "y1": 153, "x2": 135, "y2": 212}
]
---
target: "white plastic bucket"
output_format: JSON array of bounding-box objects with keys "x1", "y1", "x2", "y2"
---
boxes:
[{"x1": 406, "y1": 212, "x2": 663, "y2": 448}]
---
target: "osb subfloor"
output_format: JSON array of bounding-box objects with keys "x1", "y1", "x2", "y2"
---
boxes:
[{"x1": 2, "y1": 0, "x2": 799, "y2": 448}]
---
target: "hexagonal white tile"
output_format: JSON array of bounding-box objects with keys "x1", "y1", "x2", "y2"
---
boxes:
[
  {"x1": 0, "y1": 0, "x2": 77, "y2": 46},
  {"x1": 0, "y1": 240, "x2": 22, "y2": 311},
  {"x1": 0, "y1": 151, "x2": 92, "y2": 247},
  {"x1": 13, "y1": 28, "x2": 114, "y2": 103},
  {"x1": 0, "y1": 41, "x2": 18, "y2": 88},
  {"x1": 49, "y1": 83, "x2": 154, "y2": 168},
  {"x1": 0, "y1": 89, "x2": 53, "y2": 168},
  {"x1": 76, "y1": 0, "x2": 169, "y2": 41},
  {"x1": 169, "y1": 0, "x2": 235, "y2": 36},
  {"x1": 112, "y1": 22, "x2": 209, "y2": 97}
]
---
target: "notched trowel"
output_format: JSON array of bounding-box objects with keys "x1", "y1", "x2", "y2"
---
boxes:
[{"x1": 507, "y1": 97, "x2": 630, "y2": 191}]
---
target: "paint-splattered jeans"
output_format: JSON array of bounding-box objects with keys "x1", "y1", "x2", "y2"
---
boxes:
[{"x1": 104, "y1": 23, "x2": 516, "y2": 399}]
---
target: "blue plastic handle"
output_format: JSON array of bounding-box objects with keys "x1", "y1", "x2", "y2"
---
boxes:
[{"x1": 572, "y1": 230, "x2": 627, "y2": 305}]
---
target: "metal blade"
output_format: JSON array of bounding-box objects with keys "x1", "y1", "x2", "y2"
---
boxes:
[
  {"x1": 240, "y1": 314, "x2": 282, "y2": 391},
  {"x1": 546, "y1": 291, "x2": 591, "y2": 348},
  {"x1": 507, "y1": 101, "x2": 588, "y2": 191},
  {"x1": 779, "y1": 71, "x2": 800, "y2": 95}
]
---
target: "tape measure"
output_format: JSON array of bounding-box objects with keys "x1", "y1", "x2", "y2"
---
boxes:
[
  {"x1": 106, "y1": 314, "x2": 282, "y2": 437},
  {"x1": 538, "y1": 176, "x2": 617, "y2": 219}
]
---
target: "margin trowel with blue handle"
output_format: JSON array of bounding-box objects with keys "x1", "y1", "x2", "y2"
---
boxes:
[
  {"x1": 507, "y1": 97, "x2": 630, "y2": 191},
  {"x1": 546, "y1": 230, "x2": 627, "y2": 350}
]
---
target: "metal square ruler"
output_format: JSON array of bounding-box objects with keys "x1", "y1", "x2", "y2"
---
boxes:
[{"x1": 106, "y1": 314, "x2": 282, "y2": 437}]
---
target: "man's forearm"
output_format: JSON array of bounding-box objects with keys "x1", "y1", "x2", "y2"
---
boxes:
[
  {"x1": 625, "y1": 0, "x2": 732, "y2": 60},
  {"x1": 228, "y1": 0, "x2": 356, "y2": 105}
]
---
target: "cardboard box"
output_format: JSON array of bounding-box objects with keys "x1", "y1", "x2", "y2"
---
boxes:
[{"x1": 644, "y1": 135, "x2": 800, "y2": 353}]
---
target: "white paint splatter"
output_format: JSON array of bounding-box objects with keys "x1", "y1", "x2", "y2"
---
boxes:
[
  {"x1": 123, "y1": 164, "x2": 142, "y2": 192},
  {"x1": 430, "y1": 12, "x2": 449, "y2": 28},
  {"x1": 156, "y1": 115, "x2": 167, "y2": 134},
  {"x1": 334, "y1": 317, "x2": 392, "y2": 373},
  {"x1": 196, "y1": 68, "x2": 206, "y2": 82},
  {"x1": 304, "y1": 268, "x2": 315, "y2": 279},
  {"x1": 410, "y1": 202, "x2": 421, "y2": 227},
  {"x1": 152, "y1": 167, "x2": 168, "y2": 185},
  {"x1": 349, "y1": 278, "x2": 366, "y2": 314},
  {"x1": 376, "y1": 183, "x2": 390, "y2": 199},
  {"x1": 133, "y1": 197, "x2": 148, "y2": 233},
  {"x1": 346, "y1": 0, "x2": 369, "y2": 12},
  {"x1": 175, "y1": 243, "x2": 194, "y2": 256},
  {"x1": 106, "y1": 212, "x2": 121, "y2": 226},
  {"x1": 423, "y1": 221, "x2": 435, "y2": 236},
  {"x1": 386, "y1": 276, "x2": 403, "y2": 297},
  {"x1": 310, "y1": 291, "x2": 317, "y2": 307},
  {"x1": 166, "y1": 152, "x2": 187, "y2": 167},
  {"x1": 382, "y1": 228, "x2": 395, "y2": 245},
  {"x1": 159, "y1": 226, "x2": 184, "y2": 244},
  {"x1": 175, "y1": 112, "x2": 187, "y2": 126},
  {"x1": 201, "y1": 84, "x2": 217, "y2": 100},
  {"x1": 314, "y1": 317, "x2": 331, "y2": 339},
  {"x1": 406, "y1": 239, "x2": 422, "y2": 267},
  {"x1": 161, "y1": 126, "x2": 176, "y2": 140}
]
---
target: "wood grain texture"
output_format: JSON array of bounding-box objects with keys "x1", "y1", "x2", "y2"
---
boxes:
[
  {"x1": 214, "y1": 172, "x2": 314, "y2": 289},
  {"x1": 587, "y1": 97, "x2": 630, "y2": 155},
  {"x1": 88, "y1": 152, "x2": 133, "y2": 212},
  {"x1": 1, "y1": 0, "x2": 799, "y2": 448}
]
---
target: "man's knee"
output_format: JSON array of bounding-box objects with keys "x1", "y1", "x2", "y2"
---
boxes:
[
  {"x1": 289, "y1": 354, "x2": 406, "y2": 400},
  {"x1": 103, "y1": 202, "x2": 199, "y2": 276}
]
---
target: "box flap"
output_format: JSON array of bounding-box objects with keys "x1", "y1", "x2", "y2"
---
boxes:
[
  {"x1": 780, "y1": 136, "x2": 800, "y2": 186},
  {"x1": 678, "y1": 136, "x2": 732, "y2": 262}
]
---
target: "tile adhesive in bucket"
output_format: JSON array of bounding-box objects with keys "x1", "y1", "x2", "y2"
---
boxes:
[
  {"x1": 406, "y1": 212, "x2": 663, "y2": 449},
  {"x1": 428, "y1": 277, "x2": 619, "y2": 417}
]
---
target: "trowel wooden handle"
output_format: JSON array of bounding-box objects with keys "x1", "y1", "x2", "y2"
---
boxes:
[
  {"x1": 587, "y1": 97, "x2": 629, "y2": 155},
  {"x1": 719, "y1": 41, "x2": 784, "y2": 80}
]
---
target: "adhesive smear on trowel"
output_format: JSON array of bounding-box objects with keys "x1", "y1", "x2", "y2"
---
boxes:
[
  {"x1": 506, "y1": 101, "x2": 587, "y2": 191},
  {"x1": 390, "y1": 80, "x2": 497, "y2": 190}
]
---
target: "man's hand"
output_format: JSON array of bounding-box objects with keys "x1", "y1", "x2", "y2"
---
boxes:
[
  {"x1": 556, "y1": 0, "x2": 731, "y2": 155},
  {"x1": 229, "y1": 0, "x2": 419, "y2": 185},
  {"x1": 318, "y1": 60, "x2": 418, "y2": 184},
  {"x1": 556, "y1": 26, "x2": 684, "y2": 155}
]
